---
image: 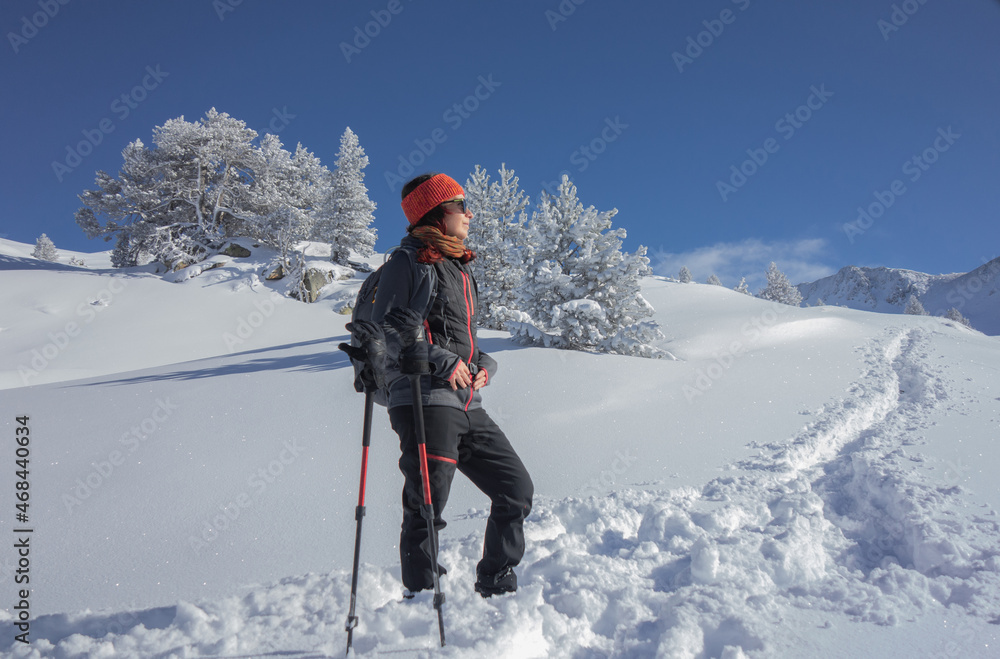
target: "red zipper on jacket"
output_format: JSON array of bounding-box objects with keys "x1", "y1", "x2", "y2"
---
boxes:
[
  {"x1": 461, "y1": 271, "x2": 475, "y2": 363},
  {"x1": 461, "y1": 270, "x2": 476, "y2": 411}
]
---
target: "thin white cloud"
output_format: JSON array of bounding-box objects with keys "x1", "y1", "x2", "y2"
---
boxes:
[{"x1": 651, "y1": 238, "x2": 836, "y2": 291}]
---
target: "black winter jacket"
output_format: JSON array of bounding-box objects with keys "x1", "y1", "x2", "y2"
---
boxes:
[{"x1": 372, "y1": 235, "x2": 498, "y2": 411}]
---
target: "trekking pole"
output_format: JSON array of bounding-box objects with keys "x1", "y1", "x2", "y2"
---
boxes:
[
  {"x1": 387, "y1": 309, "x2": 446, "y2": 648},
  {"x1": 339, "y1": 321, "x2": 386, "y2": 656},
  {"x1": 407, "y1": 370, "x2": 447, "y2": 647},
  {"x1": 345, "y1": 389, "x2": 374, "y2": 655}
]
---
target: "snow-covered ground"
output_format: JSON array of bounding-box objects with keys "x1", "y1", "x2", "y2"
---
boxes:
[{"x1": 1, "y1": 238, "x2": 998, "y2": 658}]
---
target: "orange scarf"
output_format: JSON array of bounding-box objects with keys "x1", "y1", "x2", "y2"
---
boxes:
[{"x1": 410, "y1": 226, "x2": 475, "y2": 264}]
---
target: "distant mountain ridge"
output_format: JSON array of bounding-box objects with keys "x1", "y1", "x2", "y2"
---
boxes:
[{"x1": 797, "y1": 257, "x2": 1000, "y2": 335}]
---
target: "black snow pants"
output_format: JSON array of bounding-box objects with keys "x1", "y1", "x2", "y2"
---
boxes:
[{"x1": 388, "y1": 405, "x2": 534, "y2": 592}]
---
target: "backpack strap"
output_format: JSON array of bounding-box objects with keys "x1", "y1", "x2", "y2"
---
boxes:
[{"x1": 394, "y1": 243, "x2": 439, "y2": 324}]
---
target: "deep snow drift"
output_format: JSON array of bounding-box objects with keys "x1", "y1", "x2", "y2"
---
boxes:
[{"x1": 1, "y1": 239, "x2": 998, "y2": 658}]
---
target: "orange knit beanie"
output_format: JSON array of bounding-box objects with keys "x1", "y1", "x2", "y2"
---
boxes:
[{"x1": 400, "y1": 174, "x2": 465, "y2": 224}]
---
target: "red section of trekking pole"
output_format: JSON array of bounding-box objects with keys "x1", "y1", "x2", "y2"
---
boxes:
[
  {"x1": 358, "y1": 446, "x2": 370, "y2": 508},
  {"x1": 416, "y1": 444, "x2": 433, "y2": 504},
  {"x1": 345, "y1": 390, "x2": 374, "y2": 655}
]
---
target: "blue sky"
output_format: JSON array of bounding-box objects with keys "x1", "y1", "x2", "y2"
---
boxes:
[{"x1": 2, "y1": 0, "x2": 998, "y2": 288}]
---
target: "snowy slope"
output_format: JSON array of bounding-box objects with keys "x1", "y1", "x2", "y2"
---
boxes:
[
  {"x1": 796, "y1": 258, "x2": 1000, "y2": 335},
  {"x1": 1, "y1": 240, "x2": 999, "y2": 658}
]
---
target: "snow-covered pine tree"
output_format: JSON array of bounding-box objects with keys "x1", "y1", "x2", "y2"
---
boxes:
[
  {"x1": 943, "y1": 307, "x2": 972, "y2": 328},
  {"x1": 313, "y1": 127, "x2": 376, "y2": 265},
  {"x1": 734, "y1": 277, "x2": 751, "y2": 295},
  {"x1": 904, "y1": 294, "x2": 929, "y2": 315},
  {"x1": 510, "y1": 175, "x2": 663, "y2": 358},
  {"x1": 706, "y1": 274, "x2": 723, "y2": 286},
  {"x1": 32, "y1": 233, "x2": 57, "y2": 261},
  {"x1": 76, "y1": 109, "x2": 263, "y2": 267},
  {"x1": 678, "y1": 266, "x2": 692, "y2": 283},
  {"x1": 464, "y1": 164, "x2": 530, "y2": 330},
  {"x1": 250, "y1": 134, "x2": 327, "y2": 298},
  {"x1": 757, "y1": 262, "x2": 803, "y2": 306}
]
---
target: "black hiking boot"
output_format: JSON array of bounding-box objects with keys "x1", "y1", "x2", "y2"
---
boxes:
[
  {"x1": 474, "y1": 566, "x2": 517, "y2": 598},
  {"x1": 402, "y1": 564, "x2": 448, "y2": 600}
]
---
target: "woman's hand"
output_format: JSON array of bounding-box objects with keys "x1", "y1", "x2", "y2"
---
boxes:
[
  {"x1": 448, "y1": 361, "x2": 473, "y2": 390},
  {"x1": 472, "y1": 369, "x2": 488, "y2": 391}
]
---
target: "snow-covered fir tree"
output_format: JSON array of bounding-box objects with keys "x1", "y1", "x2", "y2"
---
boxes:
[
  {"x1": 678, "y1": 266, "x2": 693, "y2": 283},
  {"x1": 509, "y1": 175, "x2": 663, "y2": 358},
  {"x1": 464, "y1": 164, "x2": 530, "y2": 330},
  {"x1": 706, "y1": 274, "x2": 723, "y2": 286},
  {"x1": 312, "y1": 127, "x2": 376, "y2": 265},
  {"x1": 734, "y1": 277, "x2": 751, "y2": 295},
  {"x1": 32, "y1": 233, "x2": 57, "y2": 261},
  {"x1": 944, "y1": 307, "x2": 972, "y2": 328},
  {"x1": 757, "y1": 262, "x2": 803, "y2": 306},
  {"x1": 905, "y1": 294, "x2": 929, "y2": 315}
]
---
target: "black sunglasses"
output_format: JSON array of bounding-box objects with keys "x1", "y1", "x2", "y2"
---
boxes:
[{"x1": 440, "y1": 199, "x2": 468, "y2": 213}]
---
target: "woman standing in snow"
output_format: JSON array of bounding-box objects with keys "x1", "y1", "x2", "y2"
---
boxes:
[{"x1": 372, "y1": 172, "x2": 534, "y2": 598}]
